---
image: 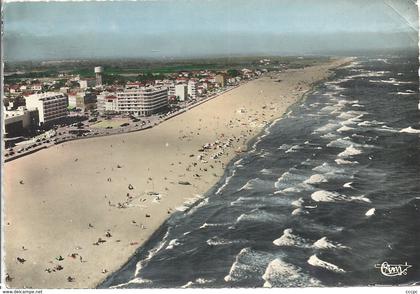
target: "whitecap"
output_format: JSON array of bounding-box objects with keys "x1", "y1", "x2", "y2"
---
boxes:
[
  {"x1": 304, "y1": 174, "x2": 328, "y2": 185},
  {"x1": 166, "y1": 238, "x2": 181, "y2": 250},
  {"x1": 224, "y1": 248, "x2": 273, "y2": 283},
  {"x1": 314, "y1": 123, "x2": 340, "y2": 133},
  {"x1": 181, "y1": 278, "x2": 215, "y2": 288},
  {"x1": 400, "y1": 127, "x2": 420, "y2": 134},
  {"x1": 337, "y1": 125, "x2": 354, "y2": 133},
  {"x1": 311, "y1": 191, "x2": 342, "y2": 202},
  {"x1": 239, "y1": 178, "x2": 273, "y2": 191},
  {"x1": 335, "y1": 158, "x2": 358, "y2": 165},
  {"x1": 291, "y1": 197, "x2": 304, "y2": 207},
  {"x1": 343, "y1": 182, "x2": 353, "y2": 188},
  {"x1": 291, "y1": 208, "x2": 309, "y2": 216},
  {"x1": 365, "y1": 208, "x2": 376, "y2": 216},
  {"x1": 260, "y1": 168, "x2": 272, "y2": 175},
  {"x1": 285, "y1": 144, "x2": 303, "y2": 153},
  {"x1": 199, "y1": 222, "x2": 228, "y2": 229},
  {"x1": 338, "y1": 145, "x2": 362, "y2": 158},
  {"x1": 307, "y1": 254, "x2": 346, "y2": 273},
  {"x1": 110, "y1": 277, "x2": 153, "y2": 288},
  {"x1": 312, "y1": 237, "x2": 349, "y2": 249},
  {"x1": 275, "y1": 171, "x2": 306, "y2": 189},
  {"x1": 273, "y1": 228, "x2": 311, "y2": 248},
  {"x1": 262, "y1": 259, "x2": 321, "y2": 288}
]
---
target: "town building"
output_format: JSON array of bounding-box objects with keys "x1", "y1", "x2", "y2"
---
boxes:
[
  {"x1": 25, "y1": 92, "x2": 68, "y2": 125},
  {"x1": 79, "y1": 79, "x2": 96, "y2": 89},
  {"x1": 68, "y1": 92, "x2": 97, "y2": 111},
  {"x1": 187, "y1": 80, "x2": 197, "y2": 99},
  {"x1": 116, "y1": 86, "x2": 168, "y2": 116},
  {"x1": 215, "y1": 74, "x2": 226, "y2": 87},
  {"x1": 97, "y1": 92, "x2": 118, "y2": 114},
  {"x1": 175, "y1": 84, "x2": 188, "y2": 101},
  {"x1": 4, "y1": 106, "x2": 39, "y2": 137}
]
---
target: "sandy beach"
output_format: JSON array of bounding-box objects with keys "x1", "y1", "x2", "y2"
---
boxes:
[{"x1": 3, "y1": 58, "x2": 350, "y2": 289}]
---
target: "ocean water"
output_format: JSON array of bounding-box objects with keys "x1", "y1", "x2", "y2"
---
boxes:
[{"x1": 100, "y1": 56, "x2": 420, "y2": 288}]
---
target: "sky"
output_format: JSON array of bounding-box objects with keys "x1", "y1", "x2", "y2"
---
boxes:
[{"x1": 3, "y1": 0, "x2": 419, "y2": 61}]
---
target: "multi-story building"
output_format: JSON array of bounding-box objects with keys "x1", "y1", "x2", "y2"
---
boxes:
[
  {"x1": 4, "y1": 106, "x2": 39, "y2": 137},
  {"x1": 116, "y1": 86, "x2": 168, "y2": 116},
  {"x1": 25, "y1": 92, "x2": 68, "y2": 125},
  {"x1": 97, "y1": 92, "x2": 118, "y2": 114},
  {"x1": 68, "y1": 91, "x2": 97, "y2": 111},
  {"x1": 175, "y1": 84, "x2": 188, "y2": 101},
  {"x1": 187, "y1": 80, "x2": 197, "y2": 99},
  {"x1": 215, "y1": 74, "x2": 226, "y2": 87}
]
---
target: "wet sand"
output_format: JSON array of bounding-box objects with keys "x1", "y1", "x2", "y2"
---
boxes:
[{"x1": 3, "y1": 58, "x2": 351, "y2": 288}]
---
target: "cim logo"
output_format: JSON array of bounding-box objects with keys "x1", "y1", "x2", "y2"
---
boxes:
[{"x1": 375, "y1": 262, "x2": 412, "y2": 277}]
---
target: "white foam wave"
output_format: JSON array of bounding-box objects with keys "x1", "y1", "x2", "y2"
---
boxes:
[
  {"x1": 273, "y1": 228, "x2": 311, "y2": 248},
  {"x1": 304, "y1": 174, "x2": 328, "y2": 185},
  {"x1": 343, "y1": 182, "x2": 353, "y2": 188},
  {"x1": 260, "y1": 168, "x2": 272, "y2": 175},
  {"x1": 400, "y1": 127, "x2": 420, "y2": 134},
  {"x1": 311, "y1": 191, "x2": 342, "y2": 202},
  {"x1": 199, "y1": 222, "x2": 227, "y2": 229},
  {"x1": 181, "y1": 278, "x2": 215, "y2": 288},
  {"x1": 236, "y1": 208, "x2": 283, "y2": 224},
  {"x1": 335, "y1": 158, "x2": 358, "y2": 165},
  {"x1": 327, "y1": 137, "x2": 354, "y2": 148},
  {"x1": 291, "y1": 197, "x2": 304, "y2": 207},
  {"x1": 166, "y1": 238, "x2": 181, "y2": 250},
  {"x1": 206, "y1": 237, "x2": 245, "y2": 246},
  {"x1": 313, "y1": 237, "x2": 349, "y2": 249},
  {"x1": 262, "y1": 259, "x2": 321, "y2": 288},
  {"x1": 307, "y1": 255, "x2": 346, "y2": 273},
  {"x1": 285, "y1": 145, "x2": 303, "y2": 153},
  {"x1": 224, "y1": 248, "x2": 273, "y2": 282},
  {"x1": 338, "y1": 145, "x2": 362, "y2": 158},
  {"x1": 110, "y1": 277, "x2": 153, "y2": 289},
  {"x1": 337, "y1": 125, "x2": 354, "y2": 133},
  {"x1": 132, "y1": 228, "x2": 171, "y2": 277},
  {"x1": 239, "y1": 178, "x2": 273, "y2": 191},
  {"x1": 357, "y1": 120, "x2": 385, "y2": 127},
  {"x1": 365, "y1": 208, "x2": 376, "y2": 216},
  {"x1": 314, "y1": 123, "x2": 339, "y2": 134},
  {"x1": 275, "y1": 171, "x2": 306, "y2": 189},
  {"x1": 311, "y1": 190, "x2": 369, "y2": 203},
  {"x1": 216, "y1": 169, "x2": 237, "y2": 195}
]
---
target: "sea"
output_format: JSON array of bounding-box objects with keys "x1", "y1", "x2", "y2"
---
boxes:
[{"x1": 100, "y1": 56, "x2": 420, "y2": 288}]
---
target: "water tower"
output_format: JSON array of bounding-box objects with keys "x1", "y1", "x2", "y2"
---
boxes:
[{"x1": 94, "y1": 66, "x2": 103, "y2": 87}]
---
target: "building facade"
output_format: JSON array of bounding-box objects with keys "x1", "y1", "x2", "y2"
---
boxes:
[
  {"x1": 97, "y1": 92, "x2": 118, "y2": 114},
  {"x1": 25, "y1": 92, "x2": 68, "y2": 125},
  {"x1": 4, "y1": 107, "x2": 39, "y2": 137},
  {"x1": 187, "y1": 80, "x2": 197, "y2": 99},
  {"x1": 116, "y1": 86, "x2": 168, "y2": 116},
  {"x1": 175, "y1": 84, "x2": 188, "y2": 101},
  {"x1": 215, "y1": 74, "x2": 226, "y2": 87}
]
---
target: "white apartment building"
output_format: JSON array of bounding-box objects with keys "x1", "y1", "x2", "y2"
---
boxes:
[
  {"x1": 117, "y1": 86, "x2": 168, "y2": 116},
  {"x1": 25, "y1": 92, "x2": 68, "y2": 125},
  {"x1": 187, "y1": 80, "x2": 197, "y2": 99},
  {"x1": 175, "y1": 84, "x2": 187, "y2": 101},
  {"x1": 97, "y1": 92, "x2": 118, "y2": 114}
]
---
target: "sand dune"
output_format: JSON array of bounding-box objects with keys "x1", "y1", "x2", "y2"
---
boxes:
[{"x1": 3, "y1": 58, "x2": 350, "y2": 288}]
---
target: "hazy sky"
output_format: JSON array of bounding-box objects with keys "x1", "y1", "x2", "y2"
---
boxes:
[{"x1": 3, "y1": 0, "x2": 419, "y2": 61}]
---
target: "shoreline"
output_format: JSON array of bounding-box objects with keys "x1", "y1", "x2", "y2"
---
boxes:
[
  {"x1": 97, "y1": 59, "x2": 346, "y2": 289},
  {"x1": 4, "y1": 57, "x2": 352, "y2": 289}
]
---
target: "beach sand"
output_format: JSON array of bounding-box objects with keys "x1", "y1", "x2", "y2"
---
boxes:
[{"x1": 3, "y1": 58, "x2": 350, "y2": 288}]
